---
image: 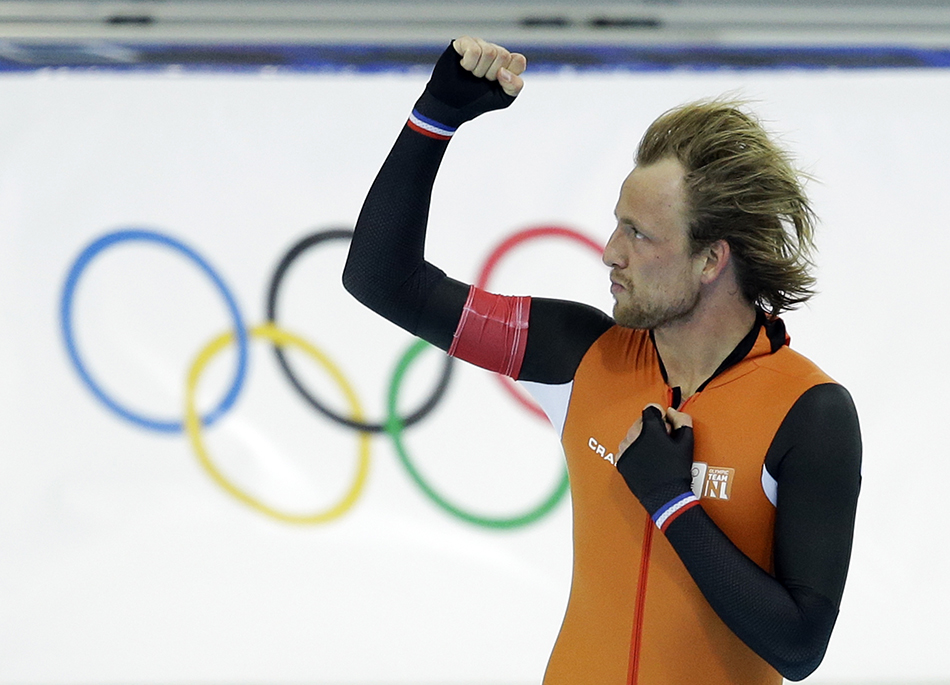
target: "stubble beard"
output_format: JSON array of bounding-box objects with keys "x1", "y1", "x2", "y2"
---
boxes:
[{"x1": 612, "y1": 283, "x2": 701, "y2": 330}]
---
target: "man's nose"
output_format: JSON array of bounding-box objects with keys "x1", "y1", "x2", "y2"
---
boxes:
[{"x1": 602, "y1": 228, "x2": 625, "y2": 268}]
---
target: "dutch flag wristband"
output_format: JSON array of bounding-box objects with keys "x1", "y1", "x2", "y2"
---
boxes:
[
  {"x1": 407, "y1": 109, "x2": 457, "y2": 141},
  {"x1": 651, "y1": 492, "x2": 701, "y2": 532}
]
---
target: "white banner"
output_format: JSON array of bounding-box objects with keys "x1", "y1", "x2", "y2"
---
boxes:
[{"x1": 0, "y1": 65, "x2": 948, "y2": 683}]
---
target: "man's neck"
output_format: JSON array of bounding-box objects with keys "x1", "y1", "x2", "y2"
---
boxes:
[{"x1": 653, "y1": 298, "x2": 758, "y2": 400}]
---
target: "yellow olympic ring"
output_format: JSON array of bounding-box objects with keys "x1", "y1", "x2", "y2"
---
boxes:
[{"x1": 184, "y1": 322, "x2": 371, "y2": 524}]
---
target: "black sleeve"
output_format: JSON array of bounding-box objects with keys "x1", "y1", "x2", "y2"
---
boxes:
[
  {"x1": 662, "y1": 383, "x2": 862, "y2": 681},
  {"x1": 342, "y1": 123, "x2": 467, "y2": 350},
  {"x1": 343, "y1": 43, "x2": 613, "y2": 382}
]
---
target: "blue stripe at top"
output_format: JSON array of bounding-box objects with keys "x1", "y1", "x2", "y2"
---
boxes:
[
  {"x1": 4, "y1": 42, "x2": 950, "y2": 72},
  {"x1": 652, "y1": 492, "x2": 698, "y2": 526},
  {"x1": 409, "y1": 109, "x2": 457, "y2": 135}
]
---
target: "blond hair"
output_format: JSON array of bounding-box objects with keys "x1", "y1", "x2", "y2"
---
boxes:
[{"x1": 636, "y1": 99, "x2": 817, "y2": 315}]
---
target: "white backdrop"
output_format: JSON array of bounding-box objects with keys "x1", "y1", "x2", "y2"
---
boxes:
[{"x1": 0, "y1": 63, "x2": 948, "y2": 684}]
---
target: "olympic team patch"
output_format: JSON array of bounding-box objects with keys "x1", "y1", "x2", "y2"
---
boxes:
[{"x1": 690, "y1": 463, "x2": 736, "y2": 501}]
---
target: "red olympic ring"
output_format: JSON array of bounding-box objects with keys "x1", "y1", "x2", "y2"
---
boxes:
[{"x1": 474, "y1": 226, "x2": 605, "y2": 421}]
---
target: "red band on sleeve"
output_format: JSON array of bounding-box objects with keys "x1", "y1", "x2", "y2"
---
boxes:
[{"x1": 447, "y1": 286, "x2": 531, "y2": 379}]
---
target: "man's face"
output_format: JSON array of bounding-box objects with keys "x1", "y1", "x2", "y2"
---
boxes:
[{"x1": 603, "y1": 157, "x2": 705, "y2": 330}]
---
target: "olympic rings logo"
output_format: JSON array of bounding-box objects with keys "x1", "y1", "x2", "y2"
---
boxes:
[{"x1": 60, "y1": 225, "x2": 603, "y2": 529}]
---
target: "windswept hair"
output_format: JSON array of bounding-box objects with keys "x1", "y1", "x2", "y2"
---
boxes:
[{"x1": 636, "y1": 99, "x2": 817, "y2": 315}]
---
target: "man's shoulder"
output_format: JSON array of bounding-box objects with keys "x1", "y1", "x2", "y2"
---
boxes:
[
  {"x1": 761, "y1": 348, "x2": 856, "y2": 424},
  {"x1": 597, "y1": 324, "x2": 652, "y2": 347},
  {"x1": 590, "y1": 324, "x2": 655, "y2": 363},
  {"x1": 759, "y1": 342, "x2": 839, "y2": 388},
  {"x1": 573, "y1": 324, "x2": 662, "y2": 382}
]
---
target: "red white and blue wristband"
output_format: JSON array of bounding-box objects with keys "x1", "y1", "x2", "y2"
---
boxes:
[
  {"x1": 652, "y1": 492, "x2": 700, "y2": 532},
  {"x1": 407, "y1": 109, "x2": 457, "y2": 141}
]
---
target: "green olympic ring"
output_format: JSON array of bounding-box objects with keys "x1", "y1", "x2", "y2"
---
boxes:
[{"x1": 386, "y1": 339, "x2": 570, "y2": 529}]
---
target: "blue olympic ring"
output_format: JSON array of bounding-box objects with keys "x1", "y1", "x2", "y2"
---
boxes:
[{"x1": 60, "y1": 228, "x2": 249, "y2": 433}]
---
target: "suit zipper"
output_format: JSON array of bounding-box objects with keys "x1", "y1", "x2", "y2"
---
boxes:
[{"x1": 627, "y1": 516, "x2": 654, "y2": 685}]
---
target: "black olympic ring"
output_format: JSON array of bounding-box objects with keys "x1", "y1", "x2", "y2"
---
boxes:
[{"x1": 265, "y1": 228, "x2": 455, "y2": 433}]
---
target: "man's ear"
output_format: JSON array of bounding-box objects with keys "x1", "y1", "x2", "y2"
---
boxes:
[{"x1": 698, "y1": 239, "x2": 731, "y2": 284}]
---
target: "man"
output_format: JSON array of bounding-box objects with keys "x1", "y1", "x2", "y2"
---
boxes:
[{"x1": 344, "y1": 36, "x2": 861, "y2": 685}]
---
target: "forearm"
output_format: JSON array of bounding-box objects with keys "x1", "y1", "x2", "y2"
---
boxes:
[
  {"x1": 663, "y1": 506, "x2": 838, "y2": 681},
  {"x1": 342, "y1": 123, "x2": 457, "y2": 340}
]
